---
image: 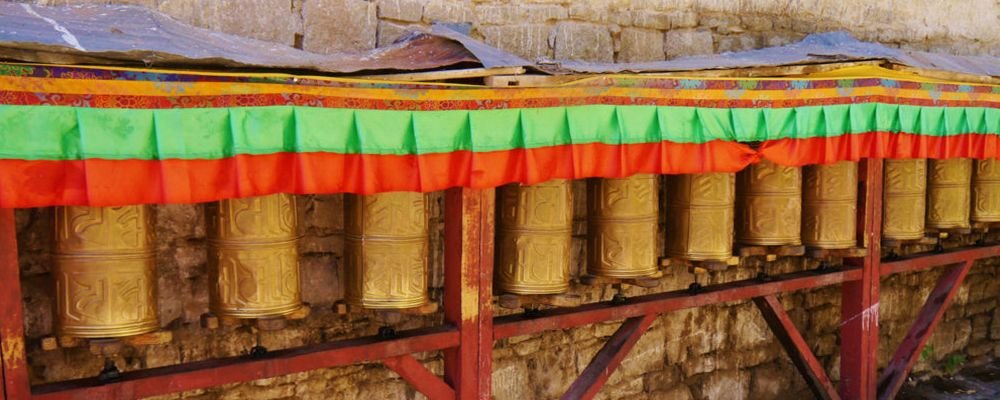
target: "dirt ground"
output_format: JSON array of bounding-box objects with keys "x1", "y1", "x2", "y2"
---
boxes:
[{"x1": 898, "y1": 362, "x2": 1000, "y2": 400}]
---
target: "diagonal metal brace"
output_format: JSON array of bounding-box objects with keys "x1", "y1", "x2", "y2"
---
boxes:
[
  {"x1": 561, "y1": 313, "x2": 657, "y2": 400},
  {"x1": 383, "y1": 354, "x2": 456, "y2": 400},
  {"x1": 754, "y1": 294, "x2": 839, "y2": 400}
]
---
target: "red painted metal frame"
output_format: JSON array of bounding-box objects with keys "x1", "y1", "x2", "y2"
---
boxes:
[
  {"x1": 562, "y1": 314, "x2": 657, "y2": 400},
  {"x1": 876, "y1": 260, "x2": 973, "y2": 400},
  {"x1": 754, "y1": 294, "x2": 839, "y2": 399},
  {"x1": 2, "y1": 157, "x2": 999, "y2": 399},
  {"x1": 840, "y1": 158, "x2": 883, "y2": 400}
]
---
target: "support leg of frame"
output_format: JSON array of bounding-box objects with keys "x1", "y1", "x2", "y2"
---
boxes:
[
  {"x1": 384, "y1": 354, "x2": 456, "y2": 400},
  {"x1": 753, "y1": 295, "x2": 839, "y2": 400},
  {"x1": 876, "y1": 260, "x2": 973, "y2": 400},
  {"x1": 840, "y1": 158, "x2": 883, "y2": 400},
  {"x1": 561, "y1": 314, "x2": 657, "y2": 400},
  {"x1": 0, "y1": 209, "x2": 29, "y2": 400},
  {"x1": 443, "y1": 188, "x2": 495, "y2": 400}
]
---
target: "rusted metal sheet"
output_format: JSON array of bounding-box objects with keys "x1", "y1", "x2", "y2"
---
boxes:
[{"x1": 0, "y1": 3, "x2": 488, "y2": 73}]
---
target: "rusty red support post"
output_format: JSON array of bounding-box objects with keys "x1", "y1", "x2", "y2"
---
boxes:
[
  {"x1": 0, "y1": 209, "x2": 29, "y2": 400},
  {"x1": 754, "y1": 295, "x2": 839, "y2": 400},
  {"x1": 562, "y1": 313, "x2": 657, "y2": 400},
  {"x1": 876, "y1": 260, "x2": 973, "y2": 400},
  {"x1": 443, "y1": 188, "x2": 495, "y2": 400},
  {"x1": 840, "y1": 158, "x2": 883, "y2": 400},
  {"x1": 384, "y1": 355, "x2": 456, "y2": 400}
]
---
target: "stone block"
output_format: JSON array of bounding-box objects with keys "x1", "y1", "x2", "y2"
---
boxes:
[
  {"x1": 475, "y1": 4, "x2": 566, "y2": 25},
  {"x1": 158, "y1": 0, "x2": 301, "y2": 46},
  {"x1": 492, "y1": 358, "x2": 531, "y2": 400},
  {"x1": 716, "y1": 33, "x2": 763, "y2": 53},
  {"x1": 643, "y1": 367, "x2": 682, "y2": 392},
  {"x1": 300, "y1": 254, "x2": 340, "y2": 305},
  {"x1": 305, "y1": 194, "x2": 344, "y2": 234},
  {"x1": 377, "y1": 0, "x2": 424, "y2": 22},
  {"x1": 698, "y1": 368, "x2": 750, "y2": 400},
  {"x1": 663, "y1": 28, "x2": 714, "y2": 59},
  {"x1": 648, "y1": 385, "x2": 694, "y2": 400},
  {"x1": 378, "y1": 20, "x2": 429, "y2": 47},
  {"x1": 618, "y1": 27, "x2": 665, "y2": 62},
  {"x1": 303, "y1": 0, "x2": 377, "y2": 53},
  {"x1": 596, "y1": 377, "x2": 643, "y2": 400},
  {"x1": 478, "y1": 24, "x2": 552, "y2": 60},
  {"x1": 553, "y1": 22, "x2": 614, "y2": 62},
  {"x1": 728, "y1": 304, "x2": 770, "y2": 348},
  {"x1": 423, "y1": 0, "x2": 474, "y2": 23}
]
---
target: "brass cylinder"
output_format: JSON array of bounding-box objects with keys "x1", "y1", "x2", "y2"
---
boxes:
[
  {"x1": 53, "y1": 205, "x2": 158, "y2": 339},
  {"x1": 972, "y1": 159, "x2": 1000, "y2": 223},
  {"x1": 882, "y1": 159, "x2": 927, "y2": 241},
  {"x1": 664, "y1": 173, "x2": 735, "y2": 261},
  {"x1": 802, "y1": 161, "x2": 857, "y2": 249},
  {"x1": 736, "y1": 160, "x2": 802, "y2": 246},
  {"x1": 344, "y1": 192, "x2": 429, "y2": 309},
  {"x1": 496, "y1": 180, "x2": 573, "y2": 295},
  {"x1": 206, "y1": 193, "x2": 302, "y2": 319},
  {"x1": 587, "y1": 174, "x2": 659, "y2": 278},
  {"x1": 927, "y1": 158, "x2": 972, "y2": 229}
]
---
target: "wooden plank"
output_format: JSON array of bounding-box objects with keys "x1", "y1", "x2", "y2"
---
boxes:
[
  {"x1": 876, "y1": 261, "x2": 973, "y2": 400},
  {"x1": 383, "y1": 355, "x2": 455, "y2": 400},
  {"x1": 840, "y1": 158, "x2": 883, "y2": 400},
  {"x1": 443, "y1": 188, "x2": 494, "y2": 400},
  {"x1": 0, "y1": 209, "x2": 29, "y2": 400},
  {"x1": 754, "y1": 295, "x2": 839, "y2": 400},
  {"x1": 358, "y1": 67, "x2": 525, "y2": 82},
  {"x1": 561, "y1": 314, "x2": 657, "y2": 400},
  {"x1": 32, "y1": 325, "x2": 459, "y2": 400},
  {"x1": 495, "y1": 267, "x2": 862, "y2": 340}
]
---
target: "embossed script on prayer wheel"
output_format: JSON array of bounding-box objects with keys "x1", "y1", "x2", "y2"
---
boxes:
[
  {"x1": 802, "y1": 161, "x2": 857, "y2": 249},
  {"x1": 972, "y1": 159, "x2": 1000, "y2": 223},
  {"x1": 927, "y1": 158, "x2": 972, "y2": 229},
  {"x1": 587, "y1": 175, "x2": 659, "y2": 278},
  {"x1": 883, "y1": 159, "x2": 927, "y2": 241},
  {"x1": 344, "y1": 192, "x2": 429, "y2": 309},
  {"x1": 54, "y1": 205, "x2": 158, "y2": 338},
  {"x1": 736, "y1": 160, "x2": 801, "y2": 246},
  {"x1": 206, "y1": 193, "x2": 302, "y2": 319},
  {"x1": 664, "y1": 173, "x2": 735, "y2": 261},
  {"x1": 496, "y1": 180, "x2": 573, "y2": 295}
]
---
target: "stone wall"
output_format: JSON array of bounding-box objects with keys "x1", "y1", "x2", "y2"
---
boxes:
[{"x1": 13, "y1": 0, "x2": 1000, "y2": 399}]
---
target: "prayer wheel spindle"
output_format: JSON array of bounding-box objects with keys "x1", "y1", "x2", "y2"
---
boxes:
[
  {"x1": 496, "y1": 180, "x2": 573, "y2": 295},
  {"x1": 802, "y1": 161, "x2": 857, "y2": 249},
  {"x1": 664, "y1": 173, "x2": 735, "y2": 261},
  {"x1": 344, "y1": 192, "x2": 430, "y2": 310},
  {"x1": 736, "y1": 159, "x2": 801, "y2": 246},
  {"x1": 206, "y1": 193, "x2": 303, "y2": 320},
  {"x1": 883, "y1": 159, "x2": 927, "y2": 241},
  {"x1": 587, "y1": 174, "x2": 659, "y2": 279},
  {"x1": 972, "y1": 159, "x2": 1000, "y2": 223},
  {"x1": 54, "y1": 205, "x2": 159, "y2": 339},
  {"x1": 927, "y1": 158, "x2": 972, "y2": 230}
]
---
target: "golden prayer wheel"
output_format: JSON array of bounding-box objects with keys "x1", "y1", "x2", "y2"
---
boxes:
[
  {"x1": 736, "y1": 159, "x2": 801, "y2": 246},
  {"x1": 344, "y1": 192, "x2": 429, "y2": 309},
  {"x1": 496, "y1": 180, "x2": 573, "y2": 295},
  {"x1": 664, "y1": 173, "x2": 735, "y2": 261},
  {"x1": 587, "y1": 174, "x2": 659, "y2": 278},
  {"x1": 927, "y1": 158, "x2": 972, "y2": 229},
  {"x1": 972, "y1": 159, "x2": 1000, "y2": 223},
  {"x1": 882, "y1": 159, "x2": 927, "y2": 241},
  {"x1": 206, "y1": 193, "x2": 302, "y2": 319},
  {"x1": 53, "y1": 205, "x2": 158, "y2": 339},
  {"x1": 802, "y1": 161, "x2": 857, "y2": 249}
]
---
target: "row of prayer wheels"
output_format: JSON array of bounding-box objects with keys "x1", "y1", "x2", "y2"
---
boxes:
[
  {"x1": 50, "y1": 158, "x2": 1000, "y2": 338},
  {"x1": 52, "y1": 192, "x2": 430, "y2": 340}
]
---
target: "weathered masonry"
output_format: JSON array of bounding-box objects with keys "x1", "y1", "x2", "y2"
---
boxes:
[{"x1": 1, "y1": 2, "x2": 999, "y2": 400}]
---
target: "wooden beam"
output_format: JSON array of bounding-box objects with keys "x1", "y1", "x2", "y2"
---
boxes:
[
  {"x1": 876, "y1": 261, "x2": 973, "y2": 400},
  {"x1": 561, "y1": 314, "x2": 657, "y2": 400},
  {"x1": 357, "y1": 67, "x2": 525, "y2": 82},
  {"x1": 495, "y1": 267, "x2": 862, "y2": 340},
  {"x1": 32, "y1": 325, "x2": 459, "y2": 400},
  {"x1": 754, "y1": 295, "x2": 839, "y2": 400},
  {"x1": 383, "y1": 355, "x2": 455, "y2": 400},
  {"x1": 443, "y1": 188, "x2": 495, "y2": 400},
  {"x1": 840, "y1": 158, "x2": 883, "y2": 400},
  {"x1": 0, "y1": 208, "x2": 29, "y2": 400}
]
